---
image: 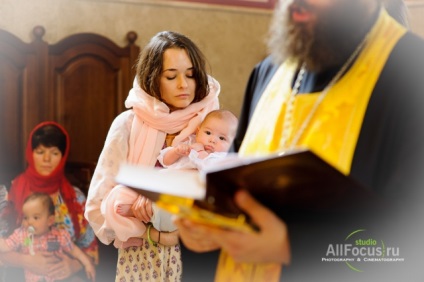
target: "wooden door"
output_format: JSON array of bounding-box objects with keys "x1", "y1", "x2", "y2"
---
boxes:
[
  {"x1": 47, "y1": 32, "x2": 139, "y2": 165},
  {"x1": 0, "y1": 27, "x2": 48, "y2": 187}
]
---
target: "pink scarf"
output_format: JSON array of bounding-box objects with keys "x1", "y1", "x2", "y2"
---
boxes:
[{"x1": 125, "y1": 76, "x2": 220, "y2": 165}]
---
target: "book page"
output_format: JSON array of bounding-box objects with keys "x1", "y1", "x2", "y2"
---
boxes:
[{"x1": 115, "y1": 164, "x2": 206, "y2": 200}]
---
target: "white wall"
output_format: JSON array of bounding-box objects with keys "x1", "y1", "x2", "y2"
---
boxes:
[
  {"x1": 1, "y1": 0, "x2": 423, "y2": 116},
  {"x1": 0, "y1": 0, "x2": 273, "y2": 116}
]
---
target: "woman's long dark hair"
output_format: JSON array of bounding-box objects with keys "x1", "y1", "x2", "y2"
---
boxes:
[{"x1": 136, "y1": 31, "x2": 210, "y2": 103}]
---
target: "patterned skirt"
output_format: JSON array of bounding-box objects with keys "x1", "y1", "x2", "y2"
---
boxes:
[{"x1": 115, "y1": 240, "x2": 182, "y2": 282}]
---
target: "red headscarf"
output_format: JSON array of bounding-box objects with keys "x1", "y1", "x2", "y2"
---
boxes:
[{"x1": 8, "y1": 121, "x2": 81, "y2": 237}]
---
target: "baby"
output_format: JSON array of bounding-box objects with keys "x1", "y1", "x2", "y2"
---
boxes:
[
  {"x1": 104, "y1": 110, "x2": 238, "y2": 248},
  {"x1": 0, "y1": 192, "x2": 96, "y2": 282},
  {"x1": 158, "y1": 109, "x2": 238, "y2": 170}
]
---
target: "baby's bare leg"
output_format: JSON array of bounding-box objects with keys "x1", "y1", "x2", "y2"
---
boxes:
[{"x1": 116, "y1": 204, "x2": 134, "y2": 217}]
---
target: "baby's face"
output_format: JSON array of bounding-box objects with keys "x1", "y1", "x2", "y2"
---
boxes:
[
  {"x1": 22, "y1": 199, "x2": 53, "y2": 236},
  {"x1": 196, "y1": 117, "x2": 234, "y2": 154}
]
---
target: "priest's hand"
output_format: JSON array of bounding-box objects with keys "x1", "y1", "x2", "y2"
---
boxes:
[{"x1": 174, "y1": 190, "x2": 291, "y2": 264}]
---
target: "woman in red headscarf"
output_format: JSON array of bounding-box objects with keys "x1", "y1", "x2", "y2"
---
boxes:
[{"x1": 1, "y1": 121, "x2": 98, "y2": 281}]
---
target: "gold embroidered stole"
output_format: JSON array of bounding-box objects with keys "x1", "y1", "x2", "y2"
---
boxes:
[
  {"x1": 240, "y1": 9, "x2": 405, "y2": 174},
  {"x1": 214, "y1": 9, "x2": 406, "y2": 282}
]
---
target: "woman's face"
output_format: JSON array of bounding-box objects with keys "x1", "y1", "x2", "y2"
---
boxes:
[
  {"x1": 159, "y1": 48, "x2": 196, "y2": 111},
  {"x1": 32, "y1": 145, "x2": 62, "y2": 176}
]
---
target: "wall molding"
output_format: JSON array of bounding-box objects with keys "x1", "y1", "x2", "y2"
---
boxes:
[{"x1": 82, "y1": 0, "x2": 274, "y2": 14}]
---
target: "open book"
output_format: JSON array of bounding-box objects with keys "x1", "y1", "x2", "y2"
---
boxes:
[{"x1": 115, "y1": 148, "x2": 374, "y2": 232}]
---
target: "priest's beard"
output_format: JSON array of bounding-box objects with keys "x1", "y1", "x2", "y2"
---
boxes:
[{"x1": 268, "y1": 0, "x2": 377, "y2": 72}]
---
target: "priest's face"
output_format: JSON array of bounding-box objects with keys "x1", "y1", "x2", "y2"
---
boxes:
[{"x1": 268, "y1": 0, "x2": 379, "y2": 71}]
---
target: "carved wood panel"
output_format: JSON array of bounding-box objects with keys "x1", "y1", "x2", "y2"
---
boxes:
[
  {"x1": 0, "y1": 29, "x2": 43, "y2": 186},
  {"x1": 47, "y1": 32, "x2": 139, "y2": 163}
]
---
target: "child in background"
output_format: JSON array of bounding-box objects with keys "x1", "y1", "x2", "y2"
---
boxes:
[{"x1": 0, "y1": 192, "x2": 96, "y2": 282}]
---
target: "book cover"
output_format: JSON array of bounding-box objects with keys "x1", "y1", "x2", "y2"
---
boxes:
[{"x1": 115, "y1": 148, "x2": 374, "y2": 232}]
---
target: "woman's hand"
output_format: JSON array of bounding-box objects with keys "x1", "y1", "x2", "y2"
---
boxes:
[
  {"x1": 140, "y1": 227, "x2": 180, "y2": 246},
  {"x1": 3, "y1": 251, "x2": 83, "y2": 279},
  {"x1": 21, "y1": 252, "x2": 60, "y2": 275},
  {"x1": 131, "y1": 194, "x2": 153, "y2": 223},
  {"x1": 84, "y1": 260, "x2": 97, "y2": 282},
  {"x1": 174, "y1": 190, "x2": 291, "y2": 264},
  {"x1": 46, "y1": 252, "x2": 83, "y2": 280},
  {"x1": 174, "y1": 219, "x2": 220, "y2": 252},
  {"x1": 155, "y1": 229, "x2": 180, "y2": 246}
]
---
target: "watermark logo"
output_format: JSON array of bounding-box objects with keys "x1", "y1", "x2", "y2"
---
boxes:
[{"x1": 322, "y1": 229, "x2": 404, "y2": 272}]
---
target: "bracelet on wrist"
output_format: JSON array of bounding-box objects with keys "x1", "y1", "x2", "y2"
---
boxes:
[{"x1": 146, "y1": 223, "x2": 157, "y2": 247}]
